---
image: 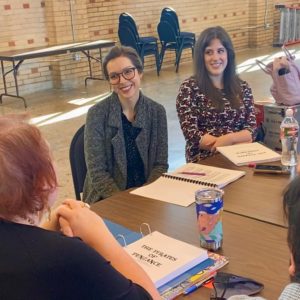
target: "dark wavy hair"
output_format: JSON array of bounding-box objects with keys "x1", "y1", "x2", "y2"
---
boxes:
[
  {"x1": 194, "y1": 26, "x2": 242, "y2": 111},
  {"x1": 283, "y1": 175, "x2": 300, "y2": 283},
  {"x1": 0, "y1": 115, "x2": 58, "y2": 221},
  {"x1": 103, "y1": 45, "x2": 143, "y2": 80}
]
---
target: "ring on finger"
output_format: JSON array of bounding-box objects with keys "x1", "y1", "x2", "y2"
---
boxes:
[{"x1": 80, "y1": 201, "x2": 90, "y2": 209}]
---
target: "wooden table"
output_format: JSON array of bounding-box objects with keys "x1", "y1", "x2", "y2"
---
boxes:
[
  {"x1": 199, "y1": 153, "x2": 296, "y2": 227},
  {"x1": 92, "y1": 192, "x2": 289, "y2": 299}
]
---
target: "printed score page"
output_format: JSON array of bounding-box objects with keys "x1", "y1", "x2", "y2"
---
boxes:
[
  {"x1": 169, "y1": 163, "x2": 245, "y2": 187},
  {"x1": 131, "y1": 163, "x2": 245, "y2": 206}
]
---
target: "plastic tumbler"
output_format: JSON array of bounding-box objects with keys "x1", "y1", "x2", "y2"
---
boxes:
[{"x1": 195, "y1": 188, "x2": 224, "y2": 251}]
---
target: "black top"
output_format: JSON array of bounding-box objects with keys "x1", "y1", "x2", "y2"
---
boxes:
[
  {"x1": 122, "y1": 113, "x2": 146, "y2": 189},
  {"x1": 0, "y1": 220, "x2": 152, "y2": 300}
]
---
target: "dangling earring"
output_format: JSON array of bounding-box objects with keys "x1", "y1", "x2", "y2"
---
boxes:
[{"x1": 47, "y1": 206, "x2": 51, "y2": 222}]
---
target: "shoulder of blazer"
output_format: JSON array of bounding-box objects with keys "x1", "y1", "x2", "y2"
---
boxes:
[
  {"x1": 138, "y1": 92, "x2": 166, "y2": 113},
  {"x1": 133, "y1": 93, "x2": 165, "y2": 128},
  {"x1": 87, "y1": 93, "x2": 122, "y2": 128}
]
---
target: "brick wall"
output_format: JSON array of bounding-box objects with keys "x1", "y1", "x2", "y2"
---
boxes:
[{"x1": 0, "y1": 0, "x2": 298, "y2": 95}]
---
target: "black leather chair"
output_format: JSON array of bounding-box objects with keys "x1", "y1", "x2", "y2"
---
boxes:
[
  {"x1": 69, "y1": 125, "x2": 86, "y2": 200},
  {"x1": 157, "y1": 20, "x2": 194, "y2": 72},
  {"x1": 118, "y1": 12, "x2": 160, "y2": 75}
]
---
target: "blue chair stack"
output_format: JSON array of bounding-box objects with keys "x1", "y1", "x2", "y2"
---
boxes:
[
  {"x1": 118, "y1": 12, "x2": 160, "y2": 75},
  {"x1": 158, "y1": 7, "x2": 195, "y2": 72}
]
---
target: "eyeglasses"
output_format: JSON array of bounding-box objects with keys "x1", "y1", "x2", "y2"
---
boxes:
[
  {"x1": 210, "y1": 274, "x2": 229, "y2": 300},
  {"x1": 210, "y1": 281, "x2": 227, "y2": 300},
  {"x1": 108, "y1": 67, "x2": 136, "y2": 84}
]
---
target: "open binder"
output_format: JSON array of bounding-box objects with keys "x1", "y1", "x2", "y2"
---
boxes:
[
  {"x1": 105, "y1": 219, "x2": 228, "y2": 298},
  {"x1": 130, "y1": 163, "x2": 245, "y2": 206},
  {"x1": 124, "y1": 230, "x2": 208, "y2": 288}
]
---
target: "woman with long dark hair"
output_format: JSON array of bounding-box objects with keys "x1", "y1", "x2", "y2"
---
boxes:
[{"x1": 176, "y1": 26, "x2": 257, "y2": 162}]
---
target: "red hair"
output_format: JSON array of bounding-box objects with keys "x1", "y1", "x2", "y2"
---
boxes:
[{"x1": 0, "y1": 115, "x2": 58, "y2": 220}]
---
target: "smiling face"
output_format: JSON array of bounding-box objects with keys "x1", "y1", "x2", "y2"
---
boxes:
[
  {"x1": 107, "y1": 56, "x2": 143, "y2": 104},
  {"x1": 204, "y1": 38, "x2": 228, "y2": 85}
]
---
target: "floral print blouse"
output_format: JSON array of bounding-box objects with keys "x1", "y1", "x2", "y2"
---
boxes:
[{"x1": 176, "y1": 77, "x2": 257, "y2": 162}]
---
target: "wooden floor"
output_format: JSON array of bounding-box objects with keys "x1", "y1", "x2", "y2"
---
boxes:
[{"x1": 1, "y1": 45, "x2": 299, "y2": 204}]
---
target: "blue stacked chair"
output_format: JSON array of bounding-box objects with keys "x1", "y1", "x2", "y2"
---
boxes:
[
  {"x1": 118, "y1": 13, "x2": 160, "y2": 75},
  {"x1": 161, "y1": 7, "x2": 196, "y2": 43},
  {"x1": 157, "y1": 8, "x2": 195, "y2": 73}
]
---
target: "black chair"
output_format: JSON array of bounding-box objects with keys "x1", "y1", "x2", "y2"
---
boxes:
[
  {"x1": 161, "y1": 7, "x2": 196, "y2": 43},
  {"x1": 157, "y1": 20, "x2": 194, "y2": 72},
  {"x1": 119, "y1": 12, "x2": 157, "y2": 45},
  {"x1": 118, "y1": 25, "x2": 160, "y2": 75},
  {"x1": 69, "y1": 125, "x2": 87, "y2": 200},
  {"x1": 118, "y1": 12, "x2": 160, "y2": 75}
]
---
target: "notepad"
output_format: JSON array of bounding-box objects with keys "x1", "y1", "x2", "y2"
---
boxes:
[
  {"x1": 216, "y1": 142, "x2": 281, "y2": 166},
  {"x1": 125, "y1": 231, "x2": 208, "y2": 288},
  {"x1": 130, "y1": 163, "x2": 245, "y2": 206}
]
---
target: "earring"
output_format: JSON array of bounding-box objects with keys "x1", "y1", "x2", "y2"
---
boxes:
[{"x1": 26, "y1": 217, "x2": 35, "y2": 225}]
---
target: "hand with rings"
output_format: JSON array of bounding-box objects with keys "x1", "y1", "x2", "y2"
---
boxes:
[
  {"x1": 57, "y1": 200, "x2": 90, "y2": 236},
  {"x1": 57, "y1": 199, "x2": 106, "y2": 245},
  {"x1": 80, "y1": 201, "x2": 90, "y2": 209}
]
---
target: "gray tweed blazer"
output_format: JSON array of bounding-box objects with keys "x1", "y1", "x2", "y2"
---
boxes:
[{"x1": 83, "y1": 91, "x2": 168, "y2": 203}]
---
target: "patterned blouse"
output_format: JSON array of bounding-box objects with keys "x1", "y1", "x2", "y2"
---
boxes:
[{"x1": 176, "y1": 77, "x2": 257, "y2": 162}]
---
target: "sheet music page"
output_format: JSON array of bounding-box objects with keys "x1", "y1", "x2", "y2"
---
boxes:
[
  {"x1": 131, "y1": 163, "x2": 245, "y2": 206},
  {"x1": 168, "y1": 163, "x2": 245, "y2": 186}
]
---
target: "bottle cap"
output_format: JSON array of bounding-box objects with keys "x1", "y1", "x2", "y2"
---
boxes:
[{"x1": 286, "y1": 108, "x2": 294, "y2": 117}]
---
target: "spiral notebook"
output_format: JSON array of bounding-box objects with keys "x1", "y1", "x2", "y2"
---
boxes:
[{"x1": 130, "y1": 163, "x2": 245, "y2": 206}]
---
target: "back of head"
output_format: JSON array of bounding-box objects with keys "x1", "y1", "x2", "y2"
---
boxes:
[
  {"x1": 283, "y1": 176, "x2": 300, "y2": 282},
  {"x1": 102, "y1": 45, "x2": 143, "y2": 80},
  {"x1": 194, "y1": 26, "x2": 241, "y2": 110},
  {"x1": 0, "y1": 115, "x2": 57, "y2": 221}
]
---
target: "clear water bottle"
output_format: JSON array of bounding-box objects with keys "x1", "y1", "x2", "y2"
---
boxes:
[{"x1": 280, "y1": 108, "x2": 299, "y2": 166}]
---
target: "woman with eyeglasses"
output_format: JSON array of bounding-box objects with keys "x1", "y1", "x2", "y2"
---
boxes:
[{"x1": 83, "y1": 46, "x2": 168, "y2": 203}]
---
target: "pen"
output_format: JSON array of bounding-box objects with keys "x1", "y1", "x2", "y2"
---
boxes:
[
  {"x1": 179, "y1": 172, "x2": 206, "y2": 176},
  {"x1": 183, "y1": 275, "x2": 215, "y2": 296}
]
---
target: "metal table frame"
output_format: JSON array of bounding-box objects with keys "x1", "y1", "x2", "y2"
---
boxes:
[{"x1": 0, "y1": 39, "x2": 115, "y2": 108}]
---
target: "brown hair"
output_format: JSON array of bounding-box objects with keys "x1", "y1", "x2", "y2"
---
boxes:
[
  {"x1": 0, "y1": 115, "x2": 58, "y2": 220},
  {"x1": 103, "y1": 45, "x2": 143, "y2": 80},
  {"x1": 194, "y1": 26, "x2": 242, "y2": 111}
]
